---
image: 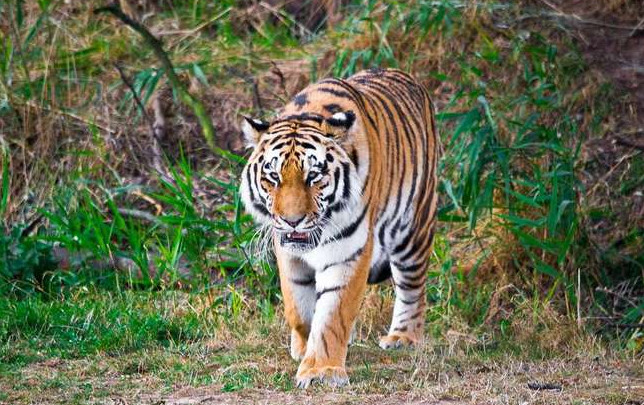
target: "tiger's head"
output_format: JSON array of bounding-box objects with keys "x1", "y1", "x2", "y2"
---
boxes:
[{"x1": 239, "y1": 112, "x2": 361, "y2": 255}]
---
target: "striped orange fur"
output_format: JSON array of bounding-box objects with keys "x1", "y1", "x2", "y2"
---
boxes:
[{"x1": 240, "y1": 68, "x2": 439, "y2": 388}]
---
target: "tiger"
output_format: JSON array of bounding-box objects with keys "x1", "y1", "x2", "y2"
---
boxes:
[{"x1": 239, "y1": 68, "x2": 439, "y2": 388}]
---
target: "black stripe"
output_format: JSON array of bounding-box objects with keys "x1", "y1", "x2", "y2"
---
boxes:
[
  {"x1": 317, "y1": 87, "x2": 353, "y2": 99},
  {"x1": 290, "y1": 277, "x2": 314, "y2": 286},
  {"x1": 325, "y1": 167, "x2": 341, "y2": 205},
  {"x1": 394, "y1": 279, "x2": 425, "y2": 291},
  {"x1": 401, "y1": 271, "x2": 426, "y2": 282},
  {"x1": 316, "y1": 285, "x2": 342, "y2": 300},
  {"x1": 252, "y1": 202, "x2": 270, "y2": 216},
  {"x1": 318, "y1": 78, "x2": 342, "y2": 85},
  {"x1": 360, "y1": 82, "x2": 414, "y2": 223},
  {"x1": 349, "y1": 148, "x2": 359, "y2": 171},
  {"x1": 398, "y1": 218, "x2": 436, "y2": 262},
  {"x1": 400, "y1": 295, "x2": 422, "y2": 305},
  {"x1": 377, "y1": 219, "x2": 389, "y2": 246},
  {"x1": 322, "y1": 205, "x2": 367, "y2": 245},
  {"x1": 390, "y1": 218, "x2": 401, "y2": 240},
  {"x1": 278, "y1": 113, "x2": 324, "y2": 123},
  {"x1": 246, "y1": 168, "x2": 255, "y2": 202},
  {"x1": 393, "y1": 228, "x2": 414, "y2": 255},
  {"x1": 323, "y1": 103, "x2": 342, "y2": 113},
  {"x1": 321, "y1": 247, "x2": 364, "y2": 272},
  {"x1": 341, "y1": 162, "x2": 351, "y2": 200},
  {"x1": 326, "y1": 201, "x2": 346, "y2": 214},
  {"x1": 293, "y1": 93, "x2": 308, "y2": 108},
  {"x1": 398, "y1": 262, "x2": 424, "y2": 273},
  {"x1": 398, "y1": 310, "x2": 425, "y2": 324}
]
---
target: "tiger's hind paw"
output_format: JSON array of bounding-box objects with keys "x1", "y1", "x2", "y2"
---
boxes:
[
  {"x1": 378, "y1": 333, "x2": 419, "y2": 350},
  {"x1": 296, "y1": 366, "x2": 349, "y2": 389}
]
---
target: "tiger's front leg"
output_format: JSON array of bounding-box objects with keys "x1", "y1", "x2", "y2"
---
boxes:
[
  {"x1": 295, "y1": 250, "x2": 371, "y2": 388},
  {"x1": 275, "y1": 250, "x2": 316, "y2": 361}
]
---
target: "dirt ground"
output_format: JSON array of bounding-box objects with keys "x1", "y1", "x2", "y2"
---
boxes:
[
  {"x1": 23, "y1": 351, "x2": 642, "y2": 405},
  {"x1": 149, "y1": 362, "x2": 644, "y2": 405}
]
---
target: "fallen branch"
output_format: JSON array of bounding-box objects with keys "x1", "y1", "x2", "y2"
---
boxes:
[
  {"x1": 51, "y1": 245, "x2": 192, "y2": 284},
  {"x1": 117, "y1": 208, "x2": 166, "y2": 227}
]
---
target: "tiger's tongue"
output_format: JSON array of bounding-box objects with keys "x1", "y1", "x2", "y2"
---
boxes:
[{"x1": 288, "y1": 232, "x2": 308, "y2": 240}]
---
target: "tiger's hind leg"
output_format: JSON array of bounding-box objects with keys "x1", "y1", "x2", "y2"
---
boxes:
[
  {"x1": 380, "y1": 199, "x2": 437, "y2": 349},
  {"x1": 379, "y1": 259, "x2": 428, "y2": 349}
]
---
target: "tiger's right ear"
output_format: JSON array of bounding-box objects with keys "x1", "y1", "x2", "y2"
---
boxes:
[{"x1": 241, "y1": 116, "x2": 270, "y2": 149}]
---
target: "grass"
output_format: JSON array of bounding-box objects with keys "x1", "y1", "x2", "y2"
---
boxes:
[
  {"x1": 1, "y1": 290, "x2": 642, "y2": 404},
  {"x1": 1, "y1": 0, "x2": 643, "y2": 403}
]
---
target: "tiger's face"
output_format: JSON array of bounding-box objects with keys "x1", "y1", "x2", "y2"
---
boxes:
[{"x1": 239, "y1": 113, "x2": 359, "y2": 255}]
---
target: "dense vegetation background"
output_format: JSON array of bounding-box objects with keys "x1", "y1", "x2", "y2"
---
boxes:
[{"x1": 0, "y1": 0, "x2": 642, "y2": 403}]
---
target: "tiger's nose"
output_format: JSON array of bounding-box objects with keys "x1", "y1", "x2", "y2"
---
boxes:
[{"x1": 282, "y1": 215, "x2": 304, "y2": 228}]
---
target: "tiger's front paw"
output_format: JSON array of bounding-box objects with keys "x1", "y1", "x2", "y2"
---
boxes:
[
  {"x1": 378, "y1": 332, "x2": 420, "y2": 350},
  {"x1": 296, "y1": 365, "x2": 349, "y2": 389}
]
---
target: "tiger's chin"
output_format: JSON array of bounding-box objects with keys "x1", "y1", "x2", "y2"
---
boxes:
[{"x1": 276, "y1": 228, "x2": 322, "y2": 254}]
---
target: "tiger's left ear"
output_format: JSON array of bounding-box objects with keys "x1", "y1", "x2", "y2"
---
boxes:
[
  {"x1": 322, "y1": 111, "x2": 357, "y2": 139},
  {"x1": 241, "y1": 116, "x2": 270, "y2": 149}
]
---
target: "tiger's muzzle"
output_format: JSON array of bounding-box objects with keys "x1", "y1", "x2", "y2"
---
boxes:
[{"x1": 279, "y1": 228, "x2": 322, "y2": 247}]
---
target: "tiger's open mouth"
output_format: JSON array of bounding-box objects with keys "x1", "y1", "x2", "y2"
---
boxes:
[{"x1": 278, "y1": 229, "x2": 322, "y2": 249}]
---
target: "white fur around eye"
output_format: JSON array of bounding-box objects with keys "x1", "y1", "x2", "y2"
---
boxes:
[{"x1": 331, "y1": 112, "x2": 347, "y2": 122}]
